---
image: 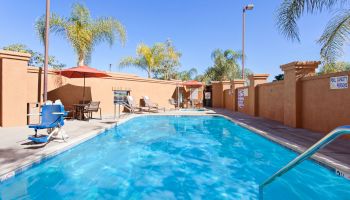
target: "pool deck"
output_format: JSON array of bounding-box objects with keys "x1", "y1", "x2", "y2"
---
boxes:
[{"x1": 0, "y1": 109, "x2": 349, "y2": 182}]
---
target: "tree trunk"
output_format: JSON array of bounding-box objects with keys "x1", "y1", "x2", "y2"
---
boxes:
[
  {"x1": 148, "y1": 67, "x2": 151, "y2": 78},
  {"x1": 78, "y1": 58, "x2": 85, "y2": 66}
]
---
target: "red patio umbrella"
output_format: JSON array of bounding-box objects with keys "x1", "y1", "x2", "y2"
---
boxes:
[{"x1": 57, "y1": 65, "x2": 111, "y2": 103}]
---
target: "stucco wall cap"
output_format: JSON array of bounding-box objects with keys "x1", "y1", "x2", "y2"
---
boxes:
[
  {"x1": 0, "y1": 50, "x2": 31, "y2": 61},
  {"x1": 280, "y1": 61, "x2": 320, "y2": 71},
  {"x1": 231, "y1": 79, "x2": 245, "y2": 84},
  {"x1": 220, "y1": 80, "x2": 231, "y2": 84},
  {"x1": 248, "y1": 74, "x2": 269, "y2": 80}
]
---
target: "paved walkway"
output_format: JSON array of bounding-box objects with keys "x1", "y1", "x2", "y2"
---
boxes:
[{"x1": 213, "y1": 108, "x2": 350, "y2": 174}]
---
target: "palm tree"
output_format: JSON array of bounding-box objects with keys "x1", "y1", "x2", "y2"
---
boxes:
[
  {"x1": 276, "y1": 0, "x2": 348, "y2": 62},
  {"x1": 203, "y1": 49, "x2": 243, "y2": 81},
  {"x1": 35, "y1": 3, "x2": 126, "y2": 66},
  {"x1": 176, "y1": 68, "x2": 198, "y2": 81},
  {"x1": 119, "y1": 43, "x2": 166, "y2": 78}
]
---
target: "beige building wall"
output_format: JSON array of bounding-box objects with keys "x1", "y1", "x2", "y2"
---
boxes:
[
  {"x1": 301, "y1": 71, "x2": 350, "y2": 133},
  {"x1": 0, "y1": 50, "x2": 179, "y2": 127},
  {"x1": 0, "y1": 51, "x2": 31, "y2": 127},
  {"x1": 29, "y1": 68, "x2": 179, "y2": 117},
  {"x1": 257, "y1": 81, "x2": 284, "y2": 123},
  {"x1": 211, "y1": 81, "x2": 231, "y2": 108},
  {"x1": 223, "y1": 90, "x2": 234, "y2": 111}
]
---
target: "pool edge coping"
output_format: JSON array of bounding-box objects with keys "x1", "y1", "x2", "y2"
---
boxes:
[{"x1": 1, "y1": 112, "x2": 349, "y2": 182}]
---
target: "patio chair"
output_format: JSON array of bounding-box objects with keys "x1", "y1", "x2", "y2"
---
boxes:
[
  {"x1": 28, "y1": 102, "x2": 68, "y2": 143},
  {"x1": 84, "y1": 101, "x2": 102, "y2": 120},
  {"x1": 143, "y1": 96, "x2": 165, "y2": 112},
  {"x1": 168, "y1": 98, "x2": 179, "y2": 110},
  {"x1": 126, "y1": 96, "x2": 143, "y2": 113}
]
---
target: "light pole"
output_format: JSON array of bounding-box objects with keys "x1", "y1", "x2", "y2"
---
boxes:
[
  {"x1": 43, "y1": 0, "x2": 50, "y2": 102},
  {"x1": 242, "y1": 4, "x2": 254, "y2": 80}
]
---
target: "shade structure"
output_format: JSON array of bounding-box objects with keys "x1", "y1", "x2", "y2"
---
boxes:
[
  {"x1": 182, "y1": 80, "x2": 203, "y2": 87},
  {"x1": 57, "y1": 65, "x2": 111, "y2": 103},
  {"x1": 182, "y1": 80, "x2": 203, "y2": 108}
]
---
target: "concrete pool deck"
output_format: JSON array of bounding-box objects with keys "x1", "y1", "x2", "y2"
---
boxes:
[{"x1": 0, "y1": 109, "x2": 349, "y2": 182}]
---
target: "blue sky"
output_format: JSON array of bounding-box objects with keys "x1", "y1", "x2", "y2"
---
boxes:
[{"x1": 0, "y1": 0, "x2": 347, "y2": 79}]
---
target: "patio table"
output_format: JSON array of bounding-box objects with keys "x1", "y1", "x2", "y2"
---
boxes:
[{"x1": 73, "y1": 104, "x2": 88, "y2": 120}]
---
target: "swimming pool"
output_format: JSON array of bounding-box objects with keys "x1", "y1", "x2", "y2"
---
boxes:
[{"x1": 0, "y1": 116, "x2": 349, "y2": 199}]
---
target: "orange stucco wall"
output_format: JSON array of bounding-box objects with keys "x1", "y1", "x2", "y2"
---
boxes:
[
  {"x1": 0, "y1": 51, "x2": 31, "y2": 127},
  {"x1": 212, "y1": 81, "x2": 231, "y2": 108},
  {"x1": 223, "y1": 89, "x2": 234, "y2": 111},
  {"x1": 0, "y1": 50, "x2": 182, "y2": 127},
  {"x1": 257, "y1": 81, "x2": 284, "y2": 123},
  {"x1": 26, "y1": 67, "x2": 178, "y2": 118},
  {"x1": 232, "y1": 61, "x2": 350, "y2": 135},
  {"x1": 301, "y1": 71, "x2": 350, "y2": 133}
]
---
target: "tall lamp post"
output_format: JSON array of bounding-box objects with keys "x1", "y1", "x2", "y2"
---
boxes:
[
  {"x1": 43, "y1": 0, "x2": 50, "y2": 102},
  {"x1": 242, "y1": 4, "x2": 254, "y2": 80}
]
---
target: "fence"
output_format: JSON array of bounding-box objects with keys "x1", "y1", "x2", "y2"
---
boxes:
[{"x1": 217, "y1": 61, "x2": 350, "y2": 134}]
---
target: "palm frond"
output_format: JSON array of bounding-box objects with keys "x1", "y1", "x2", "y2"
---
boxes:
[
  {"x1": 70, "y1": 3, "x2": 91, "y2": 25},
  {"x1": 35, "y1": 13, "x2": 66, "y2": 44},
  {"x1": 318, "y1": 10, "x2": 350, "y2": 62},
  {"x1": 276, "y1": 0, "x2": 345, "y2": 41},
  {"x1": 92, "y1": 17, "x2": 126, "y2": 47}
]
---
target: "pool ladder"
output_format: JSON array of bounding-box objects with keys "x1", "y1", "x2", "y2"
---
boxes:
[{"x1": 259, "y1": 125, "x2": 350, "y2": 200}]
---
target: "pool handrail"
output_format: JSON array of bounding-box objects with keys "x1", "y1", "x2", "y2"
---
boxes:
[{"x1": 259, "y1": 125, "x2": 350, "y2": 199}]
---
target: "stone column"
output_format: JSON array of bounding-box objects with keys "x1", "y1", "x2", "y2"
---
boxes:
[
  {"x1": 0, "y1": 50, "x2": 31, "y2": 127},
  {"x1": 248, "y1": 74, "x2": 269, "y2": 116},
  {"x1": 231, "y1": 79, "x2": 245, "y2": 111},
  {"x1": 281, "y1": 61, "x2": 320, "y2": 128}
]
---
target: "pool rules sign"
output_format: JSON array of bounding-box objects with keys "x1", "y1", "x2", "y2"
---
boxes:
[{"x1": 330, "y1": 75, "x2": 348, "y2": 89}]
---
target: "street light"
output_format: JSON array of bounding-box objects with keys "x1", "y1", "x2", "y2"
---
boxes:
[{"x1": 242, "y1": 4, "x2": 254, "y2": 80}]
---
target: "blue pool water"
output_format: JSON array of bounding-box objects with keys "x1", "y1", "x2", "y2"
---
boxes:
[{"x1": 0, "y1": 116, "x2": 349, "y2": 199}]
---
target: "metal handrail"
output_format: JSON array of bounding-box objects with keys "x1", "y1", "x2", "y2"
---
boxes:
[{"x1": 259, "y1": 125, "x2": 350, "y2": 199}]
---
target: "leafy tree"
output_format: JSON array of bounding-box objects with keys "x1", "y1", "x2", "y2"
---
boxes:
[
  {"x1": 35, "y1": 3, "x2": 126, "y2": 66},
  {"x1": 119, "y1": 43, "x2": 165, "y2": 78},
  {"x1": 202, "y1": 49, "x2": 251, "y2": 81},
  {"x1": 274, "y1": 73, "x2": 284, "y2": 81},
  {"x1": 318, "y1": 61, "x2": 350, "y2": 74},
  {"x1": 2, "y1": 43, "x2": 65, "y2": 69},
  {"x1": 153, "y1": 39, "x2": 182, "y2": 80},
  {"x1": 276, "y1": 0, "x2": 349, "y2": 62}
]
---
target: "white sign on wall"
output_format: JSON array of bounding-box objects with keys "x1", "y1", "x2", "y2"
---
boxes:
[
  {"x1": 191, "y1": 88, "x2": 199, "y2": 99},
  {"x1": 238, "y1": 89, "x2": 245, "y2": 108},
  {"x1": 243, "y1": 88, "x2": 249, "y2": 96},
  {"x1": 205, "y1": 92, "x2": 211, "y2": 100},
  {"x1": 330, "y1": 76, "x2": 348, "y2": 89}
]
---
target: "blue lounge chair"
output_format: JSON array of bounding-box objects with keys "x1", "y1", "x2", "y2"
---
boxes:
[{"x1": 28, "y1": 104, "x2": 68, "y2": 143}]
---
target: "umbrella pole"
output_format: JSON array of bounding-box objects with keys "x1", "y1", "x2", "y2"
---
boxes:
[
  {"x1": 83, "y1": 74, "x2": 85, "y2": 104},
  {"x1": 177, "y1": 84, "x2": 179, "y2": 109}
]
